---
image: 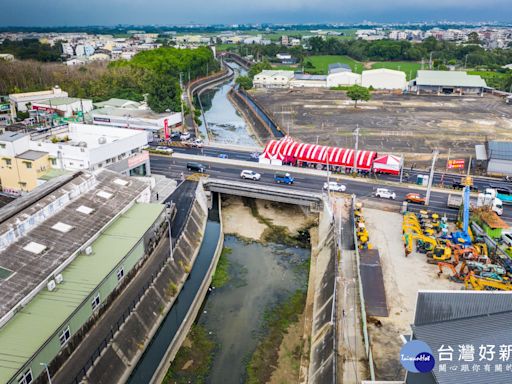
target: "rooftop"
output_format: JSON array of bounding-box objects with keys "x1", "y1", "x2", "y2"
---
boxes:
[
  {"x1": 91, "y1": 107, "x2": 178, "y2": 121},
  {"x1": 255, "y1": 70, "x2": 295, "y2": 79},
  {"x1": 93, "y1": 98, "x2": 142, "y2": 109},
  {"x1": 33, "y1": 97, "x2": 87, "y2": 106},
  {"x1": 328, "y1": 63, "x2": 352, "y2": 73},
  {"x1": 415, "y1": 70, "x2": 487, "y2": 88},
  {"x1": 16, "y1": 150, "x2": 47, "y2": 161},
  {"x1": 293, "y1": 74, "x2": 327, "y2": 81},
  {"x1": 488, "y1": 140, "x2": 512, "y2": 161},
  {"x1": 0, "y1": 132, "x2": 27, "y2": 142},
  {"x1": 0, "y1": 169, "x2": 148, "y2": 323},
  {"x1": 0, "y1": 203, "x2": 164, "y2": 383}
]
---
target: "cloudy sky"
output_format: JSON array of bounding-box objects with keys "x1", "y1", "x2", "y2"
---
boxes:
[{"x1": 2, "y1": 0, "x2": 510, "y2": 26}]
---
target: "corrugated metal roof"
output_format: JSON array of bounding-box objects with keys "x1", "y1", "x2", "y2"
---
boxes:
[
  {"x1": 415, "y1": 70, "x2": 487, "y2": 88},
  {"x1": 293, "y1": 74, "x2": 327, "y2": 80},
  {"x1": 412, "y1": 310, "x2": 512, "y2": 384},
  {"x1": 487, "y1": 159, "x2": 512, "y2": 176},
  {"x1": 474, "y1": 144, "x2": 487, "y2": 161},
  {"x1": 488, "y1": 141, "x2": 512, "y2": 161},
  {"x1": 414, "y1": 291, "x2": 512, "y2": 326}
]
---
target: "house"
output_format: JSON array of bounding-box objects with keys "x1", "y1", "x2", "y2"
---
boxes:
[
  {"x1": 31, "y1": 97, "x2": 93, "y2": 118},
  {"x1": 253, "y1": 70, "x2": 295, "y2": 88},
  {"x1": 410, "y1": 70, "x2": 487, "y2": 96},
  {"x1": 405, "y1": 290, "x2": 512, "y2": 384},
  {"x1": 361, "y1": 68, "x2": 407, "y2": 90}
]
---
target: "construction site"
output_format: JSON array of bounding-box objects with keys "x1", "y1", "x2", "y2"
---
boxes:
[
  {"x1": 348, "y1": 176, "x2": 512, "y2": 381},
  {"x1": 251, "y1": 89, "x2": 512, "y2": 165}
]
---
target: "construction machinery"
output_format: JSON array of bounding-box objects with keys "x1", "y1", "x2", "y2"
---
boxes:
[{"x1": 464, "y1": 271, "x2": 512, "y2": 291}]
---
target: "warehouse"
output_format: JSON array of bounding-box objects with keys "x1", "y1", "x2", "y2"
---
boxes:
[
  {"x1": 410, "y1": 70, "x2": 487, "y2": 96},
  {"x1": 253, "y1": 70, "x2": 295, "y2": 88},
  {"x1": 361, "y1": 68, "x2": 407, "y2": 90},
  {"x1": 485, "y1": 140, "x2": 512, "y2": 177},
  {"x1": 290, "y1": 74, "x2": 327, "y2": 88},
  {"x1": 326, "y1": 71, "x2": 361, "y2": 87}
]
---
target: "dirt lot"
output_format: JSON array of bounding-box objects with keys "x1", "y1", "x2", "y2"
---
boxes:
[
  {"x1": 362, "y1": 207, "x2": 458, "y2": 380},
  {"x1": 252, "y1": 88, "x2": 512, "y2": 165}
]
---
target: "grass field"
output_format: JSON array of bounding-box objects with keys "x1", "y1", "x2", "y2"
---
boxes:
[
  {"x1": 371, "y1": 61, "x2": 422, "y2": 80},
  {"x1": 305, "y1": 55, "x2": 363, "y2": 74}
]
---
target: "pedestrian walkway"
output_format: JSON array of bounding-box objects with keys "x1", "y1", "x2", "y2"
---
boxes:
[{"x1": 151, "y1": 174, "x2": 178, "y2": 202}]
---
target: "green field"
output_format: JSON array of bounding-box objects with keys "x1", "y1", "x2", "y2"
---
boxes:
[
  {"x1": 305, "y1": 55, "x2": 363, "y2": 74},
  {"x1": 371, "y1": 61, "x2": 422, "y2": 80}
]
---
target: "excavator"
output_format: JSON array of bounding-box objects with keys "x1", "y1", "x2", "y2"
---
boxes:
[
  {"x1": 403, "y1": 232, "x2": 438, "y2": 255},
  {"x1": 464, "y1": 271, "x2": 512, "y2": 291}
]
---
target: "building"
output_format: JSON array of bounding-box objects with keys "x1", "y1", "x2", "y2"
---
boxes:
[
  {"x1": 406, "y1": 290, "x2": 512, "y2": 384},
  {"x1": 328, "y1": 63, "x2": 352, "y2": 74},
  {"x1": 9, "y1": 87, "x2": 68, "y2": 118},
  {"x1": 32, "y1": 123, "x2": 150, "y2": 176},
  {"x1": 326, "y1": 71, "x2": 361, "y2": 87},
  {"x1": 93, "y1": 98, "x2": 142, "y2": 109},
  {"x1": 485, "y1": 140, "x2": 512, "y2": 177},
  {"x1": 361, "y1": 68, "x2": 407, "y2": 90},
  {"x1": 32, "y1": 97, "x2": 93, "y2": 118},
  {"x1": 410, "y1": 70, "x2": 487, "y2": 96},
  {"x1": 0, "y1": 132, "x2": 52, "y2": 193},
  {"x1": 290, "y1": 74, "x2": 327, "y2": 88},
  {"x1": 253, "y1": 70, "x2": 295, "y2": 89},
  {"x1": 90, "y1": 107, "x2": 182, "y2": 141},
  {"x1": 0, "y1": 170, "x2": 164, "y2": 384}
]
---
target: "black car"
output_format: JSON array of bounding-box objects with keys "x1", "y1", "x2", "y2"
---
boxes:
[
  {"x1": 486, "y1": 185, "x2": 512, "y2": 195},
  {"x1": 186, "y1": 162, "x2": 206, "y2": 173},
  {"x1": 452, "y1": 181, "x2": 478, "y2": 192}
]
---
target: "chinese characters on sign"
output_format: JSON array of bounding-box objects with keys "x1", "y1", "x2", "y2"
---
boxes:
[
  {"x1": 437, "y1": 344, "x2": 512, "y2": 373},
  {"x1": 447, "y1": 159, "x2": 465, "y2": 169}
]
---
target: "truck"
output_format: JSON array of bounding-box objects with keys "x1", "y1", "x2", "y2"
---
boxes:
[
  {"x1": 447, "y1": 190, "x2": 503, "y2": 216},
  {"x1": 274, "y1": 172, "x2": 294, "y2": 185}
]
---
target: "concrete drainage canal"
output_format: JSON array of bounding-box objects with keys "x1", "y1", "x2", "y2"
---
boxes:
[{"x1": 164, "y1": 195, "x2": 315, "y2": 384}]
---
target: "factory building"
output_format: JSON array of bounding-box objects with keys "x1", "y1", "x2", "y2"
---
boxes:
[
  {"x1": 361, "y1": 68, "x2": 407, "y2": 90},
  {"x1": 410, "y1": 70, "x2": 487, "y2": 96}
]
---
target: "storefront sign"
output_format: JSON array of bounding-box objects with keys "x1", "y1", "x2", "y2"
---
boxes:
[{"x1": 447, "y1": 159, "x2": 465, "y2": 169}]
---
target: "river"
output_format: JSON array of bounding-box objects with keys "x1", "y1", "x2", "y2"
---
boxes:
[
  {"x1": 197, "y1": 63, "x2": 257, "y2": 146},
  {"x1": 198, "y1": 235, "x2": 310, "y2": 383}
]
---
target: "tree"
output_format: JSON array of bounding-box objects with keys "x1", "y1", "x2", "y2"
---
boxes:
[
  {"x1": 248, "y1": 60, "x2": 272, "y2": 79},
  {"x1": 235, "y1": 76, "x2": 253, "y2": 90},
  {"x1": 146, "y1": 73, "x2": 181, "y2": 113},
  {"x1": 346, "y1": 85, "x2": 371, "y2": 108},
  {"x1": 468, "y1": 32, "x2": 481, "y2": 45}
]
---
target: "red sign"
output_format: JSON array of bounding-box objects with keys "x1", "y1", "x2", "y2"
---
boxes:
[
  {"x1": 163, "y1": 118, "x2": 169, "y2": 140},
  {"x1": 447, "y1": 159, "x2": 465, "y2": 169}
]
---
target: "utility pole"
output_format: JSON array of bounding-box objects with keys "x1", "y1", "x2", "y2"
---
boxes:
[
  {"x1": 429, "y1": 51, "x2": 433, "y2": 70},
  {"x1": 79, "y1": 98, "x2": 85, "y2": 123},
  {"x1": 399, "y1": 154, "x2": 404, "y2": 183},
  {"x1": 467, "y1": 155, "x2": 472, "y2": 177},
  {"x1": 425, "y1": 150, "x2": 439, "y2": 206},
  {"x1": 353, "y1": 125, "x2": 360, "y2": 174}
]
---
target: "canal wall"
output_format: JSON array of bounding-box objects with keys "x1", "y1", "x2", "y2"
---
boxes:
[
  {"x1": 85, "y1": 184, "x2": 209, "y2": 384},
  {"x1": 150, "y1": 191, "x2": 224, "y2": 384}
]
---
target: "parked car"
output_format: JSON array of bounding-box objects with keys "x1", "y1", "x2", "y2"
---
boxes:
[
  {"x1": 187, "y1": 139, "x2": 204, "y2": 148},
  {"x1": 156, "y1": 146, "x2": 174, "y2": 154},
  {"x1": 274, "y1": 172, "x2": 294, "y2": 185},
  {"x1": 186, "y1": 162, "x2": 206, "y2": 173},
  {"x1": 218, "y1": 153, "x2": 228, "y2": 159},
  {"x1": 323, "y1": 181, "x2": 346, "y2": 192},
  {"x1": 180, "y1": 132, "x2": 192, "y2": 141},
  {"x1": 375, "y1": 188, "x2": 396, "y2": 200},
  {"x1": 405, "y1": 192, "x2": 426, "y2": 204},
  {"x1": 240, "y1": 170, "x2": 261, "y2": 181},
  {"x1": 170, "y1": 131, "x2": 181, "y2": 140}
]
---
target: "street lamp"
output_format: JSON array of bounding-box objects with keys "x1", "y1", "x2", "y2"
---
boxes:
[{"x1": 40, "y1": 363, "x2": 52, "y2": 384}]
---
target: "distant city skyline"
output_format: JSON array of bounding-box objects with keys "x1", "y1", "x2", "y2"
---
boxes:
[{"x1": 1, "y1": 0, "x2": 511, "y2": 27}]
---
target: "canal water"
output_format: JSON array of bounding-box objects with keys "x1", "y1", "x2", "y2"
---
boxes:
[
  {"x1": 199, "y1": 235, "x2": 310, "y2": 384},
  {"x1": 198, "y1": 63, "x2": 257, "y2": 146}
]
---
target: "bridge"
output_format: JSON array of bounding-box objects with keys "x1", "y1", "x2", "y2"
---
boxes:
[
  {"x1": 203, "y1": 177, "x2": 324, "y2": 209},
  {"x1": 219, "y1": 52, "x2": 253, "y2": 70}
]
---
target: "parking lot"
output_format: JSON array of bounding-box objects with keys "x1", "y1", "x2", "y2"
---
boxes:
[{"x1": 252, "y1": 89, "x2": 512, "y2": 165}]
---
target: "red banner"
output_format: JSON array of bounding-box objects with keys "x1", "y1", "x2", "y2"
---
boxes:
[
  {"x1": 163, "y1": 118, "x2": 169, "y2": 140},
  {"x1": 447, "y1": 159, "x2": 465, "y2": 169}
]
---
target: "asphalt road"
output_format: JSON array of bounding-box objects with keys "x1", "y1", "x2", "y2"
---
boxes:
[{"x1": 150, "y1": 155, "x2": 512, "y2": 224}]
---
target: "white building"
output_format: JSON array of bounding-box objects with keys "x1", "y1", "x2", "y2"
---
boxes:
[
  {"x1": 30, "y1": 123, "x2": 150, "y2": 175},
  {"x1": 9, "y1": 87, "x2": 68, "y2": 118},
  {"x1": 326, "y1": 72, "x2": 361, "y2": 87},
  {"x1": 90, "y1": 107, "x2": 182, "y2": 141},
  {"x1": 290, "y1": 74, "x2": 327, "y2": 88},
  {"x1": 253, "y1": 70, "x2": 295, "y2": 88},
  {"x1": 32, "y1": 97, "x2": 93, "y2": 118},
  {"x1": 361, "y1": 68, "x2": 407, "y2": 90}
]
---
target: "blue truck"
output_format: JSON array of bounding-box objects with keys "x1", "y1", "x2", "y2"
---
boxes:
[{"x1": 274, "y1": 172, "x2": 294, "y2": 185}]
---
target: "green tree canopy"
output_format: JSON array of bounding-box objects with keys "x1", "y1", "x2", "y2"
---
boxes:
[
  {"x1": 235, "y1": 75, "x2": 253, "y2": 90},
  {"x1": 346, "y1": 85, "x2": 371, "y2": 108},
  {"x1": 146, "y1": 73, "x2": 181, "y2": 113}
]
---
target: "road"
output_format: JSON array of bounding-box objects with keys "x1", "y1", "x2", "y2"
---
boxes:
[{"x1": 150, "y1": 155, "x2": 512, "y2": 224}]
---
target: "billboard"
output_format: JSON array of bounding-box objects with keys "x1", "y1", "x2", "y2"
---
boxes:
[{"x1": 447, "y1": 159, "x2": 465, "y2": 169}]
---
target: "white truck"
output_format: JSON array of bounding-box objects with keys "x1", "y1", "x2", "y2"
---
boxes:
[{"x1": 447, "y1": 190, "x2": 503, "y2": 216}]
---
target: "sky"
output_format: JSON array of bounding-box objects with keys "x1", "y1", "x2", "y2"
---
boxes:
[{"x1": 2, "y1": 0, "x2": 511, "y2": 26}]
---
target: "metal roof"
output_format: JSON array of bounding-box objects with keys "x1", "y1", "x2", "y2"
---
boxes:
[
  {"x1": 16, "y1": 150, "x2": 47, "y2": 161},
  {"x1": 33, "y1": 97, "x2": 85, "y2": 106},
  {"x1": 293, "y1": 74, "x2": 327, "y2": 81},
  {"x1": 328, "y1": 63, "x2": 352, "y2": 74},
  {"x1": 0, "y1": 203, "x2": 164, "y2": 384},
  {"x1": 487, "y1": 159, "x2": 512, "y2": 176},
  {"x1": 488, "y1": 141, "x2": 512, "y2": 161},
  {"x1": 415, "y1": 70, "x2": 487, "y2": 88},
  {"x1": 0, "y1": 132, "x2": 27, "y2": 142},
  {"x1": 474, "y1": 144, "x2": 487, "y2": 161}
]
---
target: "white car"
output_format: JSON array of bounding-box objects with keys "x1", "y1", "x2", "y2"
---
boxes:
[
  {"x1": 240, "y1": 170, "x2": 261, "y2": 181},
  {"x1": 189, "y1": 139, "x2": 204, "y2": 148},
  {"x1": 180, "y1": 132, "x2": 191, "y2": 141},
  {"x1": 156, "y1": 146, "x2": 174, "y2": 154},
  {"x1": 375, "y1": 188, "x2": 396, "y2": 200},
  {"x1": 323, "y1": 181, "x2": 346, "y2": 192}
]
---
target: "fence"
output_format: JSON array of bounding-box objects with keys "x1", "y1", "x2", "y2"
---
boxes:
[{"x1": 351, "y1": 195, "x2": 376, "y2": 381}]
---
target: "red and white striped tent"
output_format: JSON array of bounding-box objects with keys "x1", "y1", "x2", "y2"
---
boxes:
[
  {"x1": 261, "y1": 137, "x2": 377, "y2": 170},
  {"x1": 372, "y1": 154, "x2": 402, "y2": 175}
]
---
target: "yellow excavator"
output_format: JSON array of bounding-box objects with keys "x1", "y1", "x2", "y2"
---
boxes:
[{"x1": 464, "y1": 271, "x2": 512, "y2": 291}]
